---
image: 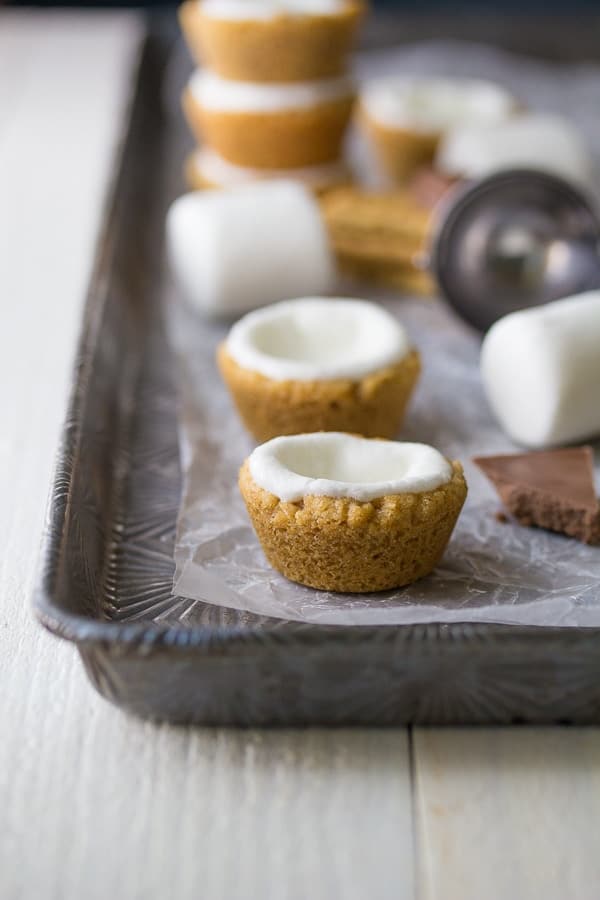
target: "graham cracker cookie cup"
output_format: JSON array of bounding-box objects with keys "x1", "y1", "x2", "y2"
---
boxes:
[
  {"x1": 359, "y1": 104, "x2": 439, "y2": 184},
  {"x1": 239, "y1": 454, "x2": 467, "y2": 593},
  {"x1": 183, "y1": 89, "x2": 355, "y2": 168},
  {"x1": 218, "y1": 344, "x2": 420, "y2": 442},
  {"x1": 218, "y1": 297, "x2": 421, "y2": 440},
  {"x1": 179, "y1": 0, "x2": 365, "y2": 83},
  {"x1": 358, "y1": 78, "x2": 517, "y2": 184}
]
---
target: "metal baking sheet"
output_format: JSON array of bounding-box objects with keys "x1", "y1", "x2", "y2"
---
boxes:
[
  {"x1": 171, "y1": 291, "x2": 600, "y2": 628},
  {"x1": 34, "y1": 20, "x2": 600, "y2": 725}
]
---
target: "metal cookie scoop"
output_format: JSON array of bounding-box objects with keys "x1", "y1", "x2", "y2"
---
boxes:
[{"x1": 428, "y1": 169, "x2": 600, "y2": 331}]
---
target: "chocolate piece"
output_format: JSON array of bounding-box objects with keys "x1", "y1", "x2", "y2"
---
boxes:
[{"x1": 474, "y1": 446, "x2": 600, "y2": 544}]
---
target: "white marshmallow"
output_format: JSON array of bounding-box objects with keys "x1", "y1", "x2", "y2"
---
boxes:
[
  {"x1": 437, "y1": 113, "x2": 594, "y2": 187},
  {"x1": 191, "y1": 147, "x2": 348, "y2": 190},
  {"x1": 166, "y1": 181, "x2": 334, "y2": 318},
  {"x1": 225, "y1": 297, "x2": 411, "y2": 381},
  {"x1": 481, "y1": 290, "x2": 600, "y2": 448},
  {"x1": 190, "y1": 69, "x2": 353, "y2": 113},
  {"x1": 200, "y1": 0, "x2": 347, "y2": 20},
  {"x1": 361, "y1": 76, "x2": 515, "y2": 133},
  {"x1": 249, "y1": 432, "x2": 452, "y2": 502}
]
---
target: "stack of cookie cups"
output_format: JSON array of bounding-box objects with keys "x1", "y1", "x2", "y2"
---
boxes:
[{"x1": 179, "y1": 0, "x2": 364, "y2": 193}]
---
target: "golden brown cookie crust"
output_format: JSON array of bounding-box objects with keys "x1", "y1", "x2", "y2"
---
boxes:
[
  {"x1": 358, "y1": 103, "x2": 440, "y2": 184},
  {"x1": 217, "y1": 344, "x2": 421, "y2": 442},
  {"x1": 179, "y1": 0, "x2": 365, "y2": 83},
  {"x1": 183, "y1": 89, "x2": 355, "y2": 168},
  {"x1": 239, "y1": 458, "x2": 467, "y2": 592}
]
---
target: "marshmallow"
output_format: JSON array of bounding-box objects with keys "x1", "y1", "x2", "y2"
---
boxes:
[
  {"x1": 190, "y1": 69, "x2": 353, "y2": 113},
  {"x1": 225, "y1": 297, "x2": 411, "y2": 380},
  {"x1": 437, "y1": 113, "x2": 594, "y2": 187},
  {"x1": 166, "y1": 181, "x2": 334, "y2": 318},
  {"x1": 361, "y1": 76, "x2": 515, "y2": 133},
  {"x1": 200, "y1": 0, "x2": 347, "y2": 20},
  {"x1": 248, "y1": 432, "x2": 452, "y2": 501},
  {"x1": 190, "y1": 147, "x2": 348, "y2": 190},
  {"x1": 481, "y1": 290, "x2": 600, "y2": 448}
]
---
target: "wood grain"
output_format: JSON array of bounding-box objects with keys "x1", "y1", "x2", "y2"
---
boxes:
[
  {"x1": 414, "y1": 728, "x2": 600, "y2": 900},
  {"x1": 0, "y1": 14, "x2": 414, "y2": 900}
]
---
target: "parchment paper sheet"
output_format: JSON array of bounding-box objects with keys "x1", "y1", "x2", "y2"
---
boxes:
[{"x1": 170, "y1": 42, "x2": 600, "y2": 626}]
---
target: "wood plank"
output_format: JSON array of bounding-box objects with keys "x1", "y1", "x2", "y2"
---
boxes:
[
  {"x1": 414, "y1": 728, "x2": 600, "y2": 899},
  {"x1": 0, "y1": 13, "x2": 415, "y2": 900},
  {"x1": 13, "y1": 719, "x2": 413, "y2": 900}
]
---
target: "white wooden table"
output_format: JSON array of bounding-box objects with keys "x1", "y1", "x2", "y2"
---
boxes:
[{"x1": 1, "y1": 13, "x2": 600, "y2": 900}]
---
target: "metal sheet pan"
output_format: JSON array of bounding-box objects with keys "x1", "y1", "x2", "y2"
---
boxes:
[{"x1": 34, "y1": 20, "x2": 600, "y2": 725}]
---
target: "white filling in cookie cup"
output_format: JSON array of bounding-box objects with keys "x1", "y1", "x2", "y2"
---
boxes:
[
  {"x1": 200, "y1": 0, "x2": 348, "y2": 21},
  {"x1": 361, "y1": 76, "x2": 515, "y2": 134},
  {"x1": 225, "y1": 297, "x2": 411, "y2": 382},
  {"x1": 249, "y1": 432, "x2": 452, "y2": 502},
  {"x1": 191, "y1": 69, "x2": 354, "y2": 113}
]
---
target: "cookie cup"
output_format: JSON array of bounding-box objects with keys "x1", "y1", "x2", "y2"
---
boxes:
[
  {"x1": 239, "y1": 447, "x2": 467, "y2": 592},
  {"x1": 183, "y1": 89, "x2": 354, "y2": 168},
  {"x1": 218, "y1": 297, "x2": 420, "y2": 440},
  {"x1": 359, "y1": 77, "x2": 517, "y2": 184},
  {"x1": 179, "y1": 0, "x2": 365, "y2": 82},
  {"x1": 219, "y1": 345, "x2": 420, "y2": 440},
  {"x1": 359, "y1": 106, "x2": 439, "y2": 183}
]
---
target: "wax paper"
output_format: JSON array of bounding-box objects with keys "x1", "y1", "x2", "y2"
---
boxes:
[{"x1": 170, "y1": 42, "x2": 600, "y2": 625}]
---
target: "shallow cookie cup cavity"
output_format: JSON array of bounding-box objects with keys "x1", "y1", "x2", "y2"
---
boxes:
[
  {"x1": 239, "y1": 433, "x2": 467, "y2": 592},
  {"x1": 218, "y1": 297, "x2": 421, "y2": 440},
  {"x1": 179, "y1": 0, "x2": 365, "y2": 83}
]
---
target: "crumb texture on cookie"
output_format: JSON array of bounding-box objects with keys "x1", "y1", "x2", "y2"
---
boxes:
[
  {"x1": 218, "y1": 298, "x2": 421, "y2": 440},
  {"x1": 179, "y1": 0, "x2": 364, "y2": 82},
  {"x1": 218, "y1": 344, "x2": 420, "y2": 440},
  {"x1": 239, "y1": 454, "x2": 467, "y2": 592}
]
